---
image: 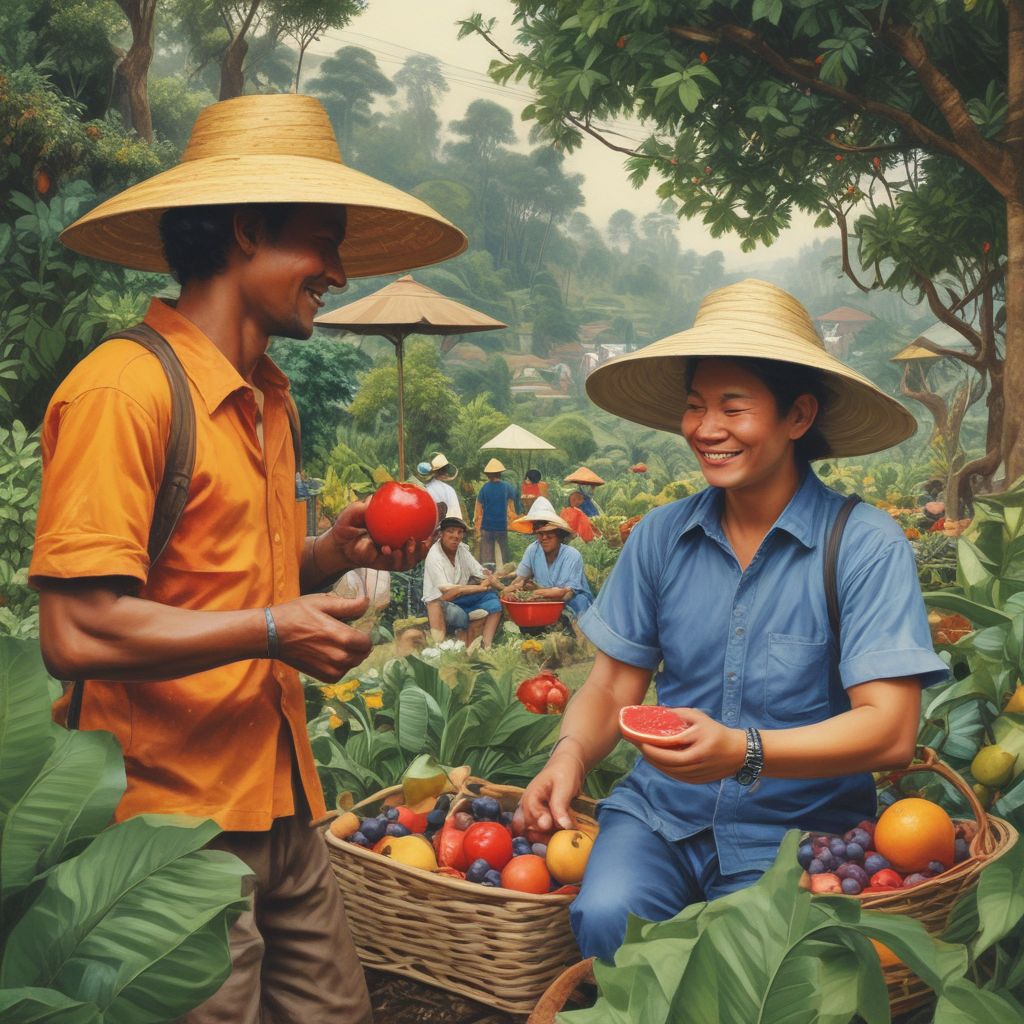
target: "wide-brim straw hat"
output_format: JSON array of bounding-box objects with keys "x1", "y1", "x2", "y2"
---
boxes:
[
  {"x1": 564, "y1": 466, "x2": 605, "y2": 486},
  {"x1": 510, "y1": 497, "x2": 576, "y2": 537},
  {"x1": 585, "y1": 279, "x2": 916, "y2": 457},
  {"x1": 483, "y1": 458, "x2": 507, "y2": 474},
  {"x1": 417, "y1": 452, "x2": 458, "y2": 481},
  {"x1": 59, "y1": 94, "x2": 467, "y2": 277}
]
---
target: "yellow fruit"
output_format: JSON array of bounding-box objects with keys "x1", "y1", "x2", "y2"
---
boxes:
[
  {"x1": 377, "y1": 834, "x2": 438, "y2": 871},
  {"x1": 1004, "y1": 684, "x2": 1024, "y2": 714},
  {"x1": 971, "y1": 745, "x2": 1017, "y2": 788},
  {"x1": 546, "y1": 829, "x2": 593, "y2": 884},
  {"x1": 329, "y1": 811, "x2": 361, "y2": 839},
  {"x1": 874, "y1": 798, "x2": 955, "y2": 873}
]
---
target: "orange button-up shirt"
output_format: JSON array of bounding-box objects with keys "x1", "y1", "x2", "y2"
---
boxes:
[{"x1": 30, "y1": 298, "x2": 326, "y2": 830}]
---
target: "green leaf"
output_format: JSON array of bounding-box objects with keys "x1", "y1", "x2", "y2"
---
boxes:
[
  {"x1": 395, "y1": 686, "x2": 443, "y2": 753},
  {"x1": 933, "y1": 979, "x2": 1024, "y2": 1022},
  {"x1": 0, "y1": 988, "x2": 101, "y2": 1022},
  {"x1": 922, "y1": 591, "x2": 1010, "y2": 626},
  {"x1": 1, "y1": 728, "x2": 125, "y2": 910},
  {"x1": 1, "y1": 816, "x2": 249, "y2": 1021},
  {"x1": 677, "y1": 79, "x2": 701, "y2": 113},
  {"x1": 0, "y1": 638, "x2": 57, "y2": 824}
]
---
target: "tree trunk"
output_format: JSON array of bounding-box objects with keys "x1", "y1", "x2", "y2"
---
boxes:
[
  {"x1": 113, "y1": 1, "x2": 157, "y2": 140},
  {"x1": 1004, "y1": 198, "x2": 1024, "y2": 484},
  {"x1": 219, "y1": 0, "x2": 262, "y2": 100}
]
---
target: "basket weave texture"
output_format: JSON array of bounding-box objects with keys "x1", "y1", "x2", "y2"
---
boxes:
[
  {"x1": 324, "y1": 777, "x2": 596, "y2": 1014},
  {"x1": 850, "y1": 746, "x2": 1017, "y2": 1014},
  {"x1": 526, "y1": 748, "x2": 1017, "y2": 1022}
]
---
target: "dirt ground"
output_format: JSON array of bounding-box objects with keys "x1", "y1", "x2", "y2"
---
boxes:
[{"x1": 365, "y1": 970, "x2": 529, "y2": 1023}]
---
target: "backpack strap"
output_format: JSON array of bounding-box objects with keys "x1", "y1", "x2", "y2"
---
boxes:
[
  {"x1": 284, "y1": 391, "x2": 303, "y2": 472},
  {"x1": 67, "y1": 323, "x2": 196, "y2": 730},
  {"x1": 824, "y1": 494, "x2": 862, "y2": 649}
]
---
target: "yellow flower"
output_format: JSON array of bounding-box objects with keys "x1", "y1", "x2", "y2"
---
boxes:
[
  {"x1": 335, "y1": 679, "x2": 361, "y2": 703},
  {"x1": 364, "y1": 691, "x2": 384, "y2": 710},
  {"x1": 329, "y1": 714, "x2": 342, "y2": 729},
  {"x1": 320, "y1": 685, "x2": 336, "y2": 699}
]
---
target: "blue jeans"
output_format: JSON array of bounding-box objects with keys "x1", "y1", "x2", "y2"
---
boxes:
[{"x1": 569, "y1": 808, "x2": 765, "y2": 962}]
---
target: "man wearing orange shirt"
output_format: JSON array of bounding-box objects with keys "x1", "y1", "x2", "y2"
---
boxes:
[{"x1": 29, "y1": 94, "x2": 466, "y2": 1024}]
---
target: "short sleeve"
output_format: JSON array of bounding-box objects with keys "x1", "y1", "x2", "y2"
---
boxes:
[
  {"x1": 837, "y1": 531, "x2": 948, "y2": 689},
  {"x1": 578, "y1": 515, "x2": 663, "y2": 669},
  {"x1": 515, "y1": 543, "x2": 537, "y2": 580},
  {"x1": 30, "y1": 386, "x2": 164, "y2": 586},
  {"x1": 420, "y1": 547, "x2": 445, "y2": 603}
]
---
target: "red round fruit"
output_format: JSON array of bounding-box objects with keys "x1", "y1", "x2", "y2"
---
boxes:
[
  {"x1": 500, "y1": 854, "x2": 551, "y2": 894},
  {"x1": 870, "y1": 868, "x2": 903, "y2": 889},
  {"x1": 394, "y1": 805, "x2": 428, "y2": 834},
  {"x1": 619, "y1": 705, "x2": 689, "y2": 748},
  {"x1": 364, "y1": 482, "x2": 437, "y2": 550},
  {"x1": 462, "y1": 822, "x2": 514, "y2": 870},
  {"x1": 809, "y1": 873, "x2": 842, "y2": 894}
]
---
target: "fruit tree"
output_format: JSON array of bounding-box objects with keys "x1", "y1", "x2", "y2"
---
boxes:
[{"x1": 460, "y1": 0, "x2": 1022, "y2": 497}]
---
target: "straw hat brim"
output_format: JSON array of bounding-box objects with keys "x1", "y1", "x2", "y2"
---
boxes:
[
  {"x1": 585, "y1": 327, "x2": 916, "y2": 458},
  {"x1": 59, "y1": 155, "x2": 467, "y2": 278},
  {"x1": 510, "y1": 508, "x2": 576, "y2": 537},
  {"x1": 483, "y1": 458, "x2": 507, "y2": 474}
]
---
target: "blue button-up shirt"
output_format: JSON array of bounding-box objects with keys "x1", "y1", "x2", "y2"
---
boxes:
[
  {"x1": 578, "y1": 470, "x2": 948, "y2": 874},
  {"x1": 517, "y1": 540, "x2": 594, "y2": 617}
]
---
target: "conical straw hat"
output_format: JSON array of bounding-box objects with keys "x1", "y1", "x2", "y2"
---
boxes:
[
  {"x1": 510, "y1": 497, "x2": 575, "y2": 537},
  {"x1": 483, "y1": 458, "x2": 507, "y2": 474},
  {"x1": 564, "y1": 466, "x2": 605, "y2": 486},
  {"x1": 585, "y1": 279, "x2": 916, "y2": 458},
  {"x1": 60, "y1": 94, "x2": 467, "y2": 277}
]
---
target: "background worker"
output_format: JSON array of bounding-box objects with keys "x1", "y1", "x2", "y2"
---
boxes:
[
  {"x1": 474, "y1": 457, "x2": 519, "y2": 566},
  {"x1": 417, "y1": 452, "x2": 464, "y2": 521}
]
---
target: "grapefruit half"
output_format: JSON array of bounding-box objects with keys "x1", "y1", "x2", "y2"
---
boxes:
[{"x1": 619, "y1": 705, "x2": 690, "y2": 747}]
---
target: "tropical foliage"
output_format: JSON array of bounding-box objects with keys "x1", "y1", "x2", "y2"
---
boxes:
[{"x1": 0, "y1": 637, "x2": 249, "y2": 1022}]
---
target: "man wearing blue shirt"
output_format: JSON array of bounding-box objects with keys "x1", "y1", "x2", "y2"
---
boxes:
[
  {"x1": 474, "y1": 458, "x2": 520, "y2": 566},
  {"x1": 515, "y1": 280, "x2": 947, "y2": 961}
]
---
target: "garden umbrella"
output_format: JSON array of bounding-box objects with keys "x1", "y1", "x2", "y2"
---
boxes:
[
  {"x1": 315, "y1": 275, "x2": 507, "y2": 478},
  {"x1": 480, "y1": 423, "x2": 556, "y2": 482}
]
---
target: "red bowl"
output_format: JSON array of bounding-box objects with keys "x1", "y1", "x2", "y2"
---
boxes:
[{"x1": 500, "y1": 596, "x2": 565, "y2": 627}]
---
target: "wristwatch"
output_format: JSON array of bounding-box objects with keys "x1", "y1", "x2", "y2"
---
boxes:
[{"x1": 734, "y1": 727, "x2": 764, "y2": 787}]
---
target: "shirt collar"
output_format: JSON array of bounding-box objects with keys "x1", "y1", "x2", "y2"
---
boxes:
[
  {"x1": 679, "y1": 467, "x2": 824, "y2": 550},
  {"x1": 142, "y1": 298, "x2": 290, "y2": 415}
]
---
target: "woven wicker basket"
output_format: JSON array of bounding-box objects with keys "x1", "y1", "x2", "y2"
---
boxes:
[
  {"x1": 323, "y1": 777, "x2": 596, "y2": 1014},
  {"x1": 525, "y1": 748, "x2": 1017, "y2": 1022},
  {"x1": 849, "y1": 746, "x2": 1017, "y2": 1014}
]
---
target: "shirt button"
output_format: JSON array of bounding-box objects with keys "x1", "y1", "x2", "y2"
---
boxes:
[
  {"x1": 273, "y1": 532, "x2": 282, "y2": 543},
  {"x1": 728, "y1": 672, "x2": 736, "y2": 681},
  {"x1": 735, "y1": 627, "x2": 745, "y2": 637}
]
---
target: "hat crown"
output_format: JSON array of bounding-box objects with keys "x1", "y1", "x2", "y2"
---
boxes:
[
  {"x1": 182, "y1": 94, "x2": 343, "y2": 165},
  {"x1": 694, "y1": 279, "x2": 825, "y2": 353}
]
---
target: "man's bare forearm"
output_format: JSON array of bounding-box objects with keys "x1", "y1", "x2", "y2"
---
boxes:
[{"x1": 39, "y1": 586, "x2": 269, "y2": 681}]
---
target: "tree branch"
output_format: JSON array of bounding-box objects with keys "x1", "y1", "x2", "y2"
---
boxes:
[
  {"x1": 827, "y1": 201, "x2": 872, "y2": 293},
  {"x1": 563, "y1": 112, "x2": 645, "y2": 157},
  {"x1": 666, "y1": 22, "x2": 1014, "y2": 199},
  {"x1": 913, "y1": 273, "x2": 985, "y2": 366}
]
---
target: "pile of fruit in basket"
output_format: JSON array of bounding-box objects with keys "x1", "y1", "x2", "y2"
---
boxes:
[
  {"x1": 799, "y1": 797, "x2": 972, "y2": 895},
  {"x1": 330, "y1": 791, "x2": 594, "y2": 896}
]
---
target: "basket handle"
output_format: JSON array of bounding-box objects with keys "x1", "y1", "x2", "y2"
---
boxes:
[
  {"x1": 526, "y1": 957, "x2": 595, "y2": 1024},
  {"x1": 457, "y1": 775, "x2": 598, "y2": 818},
  {"x1": 880, "y1": 746, "x2": 993, "y2": 855}
]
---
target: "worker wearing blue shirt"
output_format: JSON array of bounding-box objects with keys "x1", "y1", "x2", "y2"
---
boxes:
[{"x1": 514, "y1": 279, "x2": 948, "y2": 962}]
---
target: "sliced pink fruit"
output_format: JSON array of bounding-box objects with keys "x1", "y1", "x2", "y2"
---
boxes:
[{"x1": 618, "y1": 705, "x2": 690, "y2": 748}]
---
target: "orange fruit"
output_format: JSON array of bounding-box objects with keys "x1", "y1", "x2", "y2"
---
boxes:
[
  {"x1": 545, "y1": 829, "x2": 593, "y2": 884},
  {"x1": 869, "y1": 938, "x2": 902, "y2": 968},
  {"x1": 873, "y1": 798, "x2": 955, "y2": 873},
  {"x1": 500, "y1": 854, "x2": 552, "y2": 894}
]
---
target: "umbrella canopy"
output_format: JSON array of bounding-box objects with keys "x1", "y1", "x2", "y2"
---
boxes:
[
  {"x1": 480, "y1": 424, "x2": 556, "y2": 451},
  {"x1": 315, "y1": 275, "x2": 507, "y2": 478},
  {"x1": 315, "y1": 274, "x2": 506, "y2": 337}
]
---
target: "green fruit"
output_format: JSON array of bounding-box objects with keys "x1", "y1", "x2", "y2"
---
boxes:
[
  {"x1": 971, "y1": 745, "x2": 1017, "y2": 788},
  {"x1": 971, "y1": 783, "x2": 994, "y2": 809}
]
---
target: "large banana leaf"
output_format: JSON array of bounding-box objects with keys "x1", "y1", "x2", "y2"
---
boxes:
[
  {"x1": 0, "y1": 637, "x2": 57, "y2": 823},
  {"x1": 0, "y1": 988, "x2": 101, "y2": 1023},
  {"x1": 1, "y1": 728, "x2": 125, "y2": 913},
  {"x1": 559, "y1": 832, "x2": 1018, "y2": 1024},
  {"x1": 1, "y1": 815, "x2": 249, "y2": 1023}
]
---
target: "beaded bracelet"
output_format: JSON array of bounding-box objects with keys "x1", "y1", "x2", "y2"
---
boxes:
[{"x1": 264, "y1": 606, "x2": 279, "y2": 659}]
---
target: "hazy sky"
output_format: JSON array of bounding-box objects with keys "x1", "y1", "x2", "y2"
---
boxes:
[{"x1": 309, "y1": 0, "x2": 829, "y2": 268}]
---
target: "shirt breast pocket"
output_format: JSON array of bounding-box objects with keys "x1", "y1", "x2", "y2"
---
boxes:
[{"x1": 763, "y1": 632, "x2": 830, "y2": 725}]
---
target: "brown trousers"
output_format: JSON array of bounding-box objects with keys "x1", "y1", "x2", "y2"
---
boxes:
[{"x1": 183, "y1": 815, "x2": 373, "y2": 1024}]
